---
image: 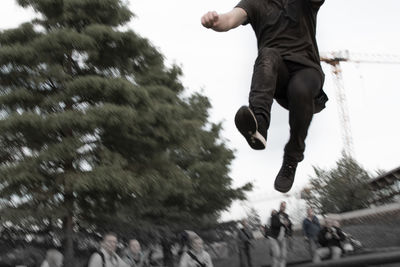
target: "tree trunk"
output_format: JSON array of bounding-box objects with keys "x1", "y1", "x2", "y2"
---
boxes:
[
  {"x1": 162, "y1": 238, "x2": 174, "y2": 267},
  {"x1": 63, "y1": 193, "x2": 75, "y2": 267}
]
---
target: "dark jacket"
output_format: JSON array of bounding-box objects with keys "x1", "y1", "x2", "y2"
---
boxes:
[
  {"x1": 303, "y1": 215, "x2": 321, "y2": 240},
  {"x1": 237, "y1": 226, "x2": 254, "y2": 249},
  {"x1": 270, "y1": 211, "x2": 292, "y2": 239},
  {"x1": 318, "y1": 226, "x2": 346, "y2": 248}
]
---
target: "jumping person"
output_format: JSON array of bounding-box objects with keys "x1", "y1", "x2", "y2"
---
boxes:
[{"x1": 201, "y1": 0, "x2": 328, "y2": 193}]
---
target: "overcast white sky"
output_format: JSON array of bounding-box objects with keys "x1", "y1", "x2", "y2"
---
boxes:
[{"x1": 1, "y1": 0, "x2": 400, "y2": 223}]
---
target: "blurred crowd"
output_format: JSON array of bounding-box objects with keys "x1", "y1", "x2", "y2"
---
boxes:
[
  {"x1": 36, "y1": 230, "x2": 213, "y2": 267},
  {"x1": 255, "y1": 201, "x2": 361, "y2": 267},
  {"x1": 8, "y1": 201, "x2": 363, "y2": 267}
]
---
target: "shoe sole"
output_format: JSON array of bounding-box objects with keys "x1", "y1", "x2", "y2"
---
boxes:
[
  {"x1": 234, "y1": 106, "x2": 266, "y2": 150},
  {"x1": 274, "y1": 180, "x2": 292, "y2": 193},
  {"x1": 274, "y1": 173, "x2": 295, "y2": 193}
]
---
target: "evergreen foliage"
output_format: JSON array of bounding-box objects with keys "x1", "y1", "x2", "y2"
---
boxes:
[
  {"x1": 0, "y1": 0, "x2": 251, "y2": 264},
  {"x1": 303, "y1": 154, "x2": 373, "y2": 214}
]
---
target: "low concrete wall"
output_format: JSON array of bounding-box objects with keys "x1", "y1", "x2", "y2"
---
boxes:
[{"x1": 214, "y1": 203, "x2": 400, "y2": 267}]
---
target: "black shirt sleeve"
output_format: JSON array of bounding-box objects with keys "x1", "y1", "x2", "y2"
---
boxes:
[{"x1": 308, "y1": 0, "x2": 325, "y2": 11}]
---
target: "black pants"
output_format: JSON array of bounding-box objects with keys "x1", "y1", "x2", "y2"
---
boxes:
[{"x1": 249, "y1": 47, "x2": 322, "y2": 162}]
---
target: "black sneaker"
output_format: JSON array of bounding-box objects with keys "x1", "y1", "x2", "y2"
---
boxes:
[
  {"x1": 234, "y1": 106, "x2": 266, "y2": 150},
  {"x1": 274, "y1": 157, "x2": 298, "y2": 193}
]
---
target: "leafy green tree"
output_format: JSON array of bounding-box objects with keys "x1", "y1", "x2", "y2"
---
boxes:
[
  {"x1": 302, "y1": 154, "x2": 373, "y2": 214},
  {"x1": 0, "y1": 0, "x2": 250, "y2": 265}
]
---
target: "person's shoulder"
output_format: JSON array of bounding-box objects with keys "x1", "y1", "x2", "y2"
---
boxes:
[
  {"x1": 235, "y1": 0, "x2": 259, "y2": 13},
  {"x1": 181, "y1": 251, "x2": 190, "y2": 258},
  {"x1": 88, "y1": 252, "x2": 103, "y2": 267},
  {"x1": 117, "y1": 254, "x2": 130, "y2": 267},
  {"x1": 90, "y1": 251, "x2": 101, "y2": 258},
  {"x1": 281, "y1": 211, "x2": 289, "y2": 218},
  {"x1": 307, "y1": 0, "x2": 325, "y2": 11},
  {"x1": 203, "y1": 250, "x2": 211, "y2": 257},
  {"x1": 96, "y1": 250, "x2": 106, "y2": 257},
  {"x1": 179, "y1": 251, "x2": 191, "y2": 265}
]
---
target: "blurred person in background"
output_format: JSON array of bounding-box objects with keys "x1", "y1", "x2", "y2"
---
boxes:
[
  {"x1": 40, "y1": 249, "x2": 63, "y2": 267},
  {"x1": 179, "y1": 233, "x2": 213, "y2": 267},
  {"x1": 237, "y1": 219, "x2": 254, "y2": 267},
  {"x1": 88, "y1": 232, "x2": 128, "y2": 267},
  {"x1": 262, "y1": 209, "x2": 277, "y2": 238},
  {"x1": 302, "y1": 207, "x2": 321, "y2": 258},
  {"x1": 269, "y1": 201, "x2": 292, "y2": 267},
  {"x1": 313, "y1": 218, "x2": 345, "y2": 263},
  {"x1": 122, "y1": 239, "x2": 148, "y2": 267}
]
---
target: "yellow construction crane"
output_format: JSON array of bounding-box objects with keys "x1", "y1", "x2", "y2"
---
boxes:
[{"x1": 320, "y1": 50, "x2": 400, "y2": 157}]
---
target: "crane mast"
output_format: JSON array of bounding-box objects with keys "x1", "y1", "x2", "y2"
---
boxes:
[
  {"x1": 320, "y1": 50, "x2": 400, "y2": 158},
  {"x1": 320, "y1": 51, "x2": 354, "y2": 157}
]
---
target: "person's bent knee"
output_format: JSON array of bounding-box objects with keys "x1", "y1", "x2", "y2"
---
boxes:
[{"x1": 288, "y1": 85, "x2": 314, "y2": 104}]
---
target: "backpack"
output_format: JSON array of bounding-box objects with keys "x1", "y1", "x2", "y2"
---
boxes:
[
  {"x1": 262, "y1": 224, "x2": 272, "y2": 238},
  {"x1": 85, "y1": 250, "x2": 105, "y2": 267}
]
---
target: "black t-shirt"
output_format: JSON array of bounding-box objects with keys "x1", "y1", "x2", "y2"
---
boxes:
[{"x1": 236, "y1": 0, "x2": 325, "y2": 80}]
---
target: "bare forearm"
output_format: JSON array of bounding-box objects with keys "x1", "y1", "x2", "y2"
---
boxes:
[
  {"x1": 211, "y1": 13, "x2": 238, "y2": 32},
  {"x1": 201, "y1": 8, "x2": 247, "y2": 32}
]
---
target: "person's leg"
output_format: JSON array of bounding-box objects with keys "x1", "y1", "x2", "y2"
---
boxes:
[
  {"x1": 274, "y1": 66, "x2": 321, "y2": 193},
  {"x1": 246, "y1": 246, "x2": 253, "y2": 267},
  {"x1": 249, "y1": 47, "x2": 287, "y2": 135},
  {"x1": 280, "y1": 238, "x2": 288, "y2": 267},
  {"x1": 284, "y1": 67, "x2": 321, "y2": 162},
  {"x1": 331, "y1": 246, "x2": 342, "y2": 260},
  {"x1": 269, "y1": 238, "x2": 281, "y2": 267},
  {"x1": 308, "y1": 238, "x2": 318, "y2": 259},
  {"x1": 239, "y1": 247, "x2": 246, "y2": 267},
  {"x1": 313, "y1": 247, "x2": 330, "y2": 263},
  {"x1": 235, "y1": 47, "x2": 287, "y2": 150}
]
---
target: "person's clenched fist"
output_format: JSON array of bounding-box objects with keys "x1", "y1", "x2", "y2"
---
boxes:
[{"x1": 201, "y1": 11, "x2": 219, "y2": 29}]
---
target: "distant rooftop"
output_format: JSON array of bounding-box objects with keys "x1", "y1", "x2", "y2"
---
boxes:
[
  {"x1": 369, "y1": 165, "x2": 400, "y2": 190},
  {"x1": 368, "y1": 165, "x2": 400, "y2": 204}
]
